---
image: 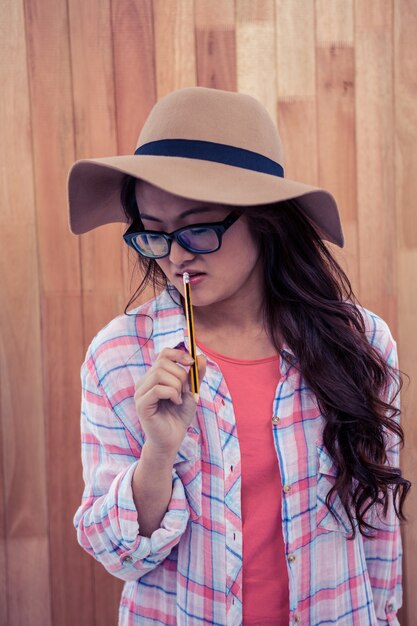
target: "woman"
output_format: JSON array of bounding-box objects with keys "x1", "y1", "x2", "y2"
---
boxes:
[{"x1": 68, "y1": 86, "x2": 410, "y2": 626}]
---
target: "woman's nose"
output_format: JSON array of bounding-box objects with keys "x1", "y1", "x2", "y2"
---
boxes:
[{"x1": 168, "y1": 239, "x2": 196, "y2": 265}]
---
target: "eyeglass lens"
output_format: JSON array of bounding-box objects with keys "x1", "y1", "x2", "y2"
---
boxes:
[{"x1": 133, "y1": 226, "x2": 219, "y2": 257}]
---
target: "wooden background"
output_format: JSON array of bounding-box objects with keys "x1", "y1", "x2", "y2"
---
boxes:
[{"x1": 1, "y1": 0, "x2": 416, "y2": 624}]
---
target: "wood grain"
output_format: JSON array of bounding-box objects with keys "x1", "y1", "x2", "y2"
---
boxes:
[
  {"x1": 236, "y1": 0, "x2": 277, "y2": 120},
  {"x1": 276, "y1": 0, "x2": 318, "y2": 186},
  {"x1": 315, "y1": 0, "x2": 358, "y2": 291},
  {"x1": 316, "y1": 0, "x2": 354, "y2": 44},
  {"x1": 112, "y1": 0, "x2": 157, "y2": 155},
  {"x1": 23, "y1": 0, "x2": 87, "y2": 624},
  {"x1": 276, "y1": 0, "x2": 316, "y2": 97},
  {"x1": 111, "y1": 0, "x2": 158, "y2": 309},
  {"x1": 1, "y1": 1, "x2": 416, "y2": 624},
  {"x1": 153, "y1": 0, "x2": 196, "y2": 97},
  {"x1": 394, "y1": 1, "x2": 417, "y2": 624},
  {"x1": 68, "y1": 0, "x2": 125, "y2": 346},
  {"x1": 69, "y1": 0, "x2": 127, "y2": 620},
  {"x1": 195, "y1": 0, "x2": 236, "y2": 90},
  {"x1": 355, "y1": 0, "x2": 397, "y2": 325},
  {"x1": 1, "y1": 0, "x2": 52, "y2": 624}
]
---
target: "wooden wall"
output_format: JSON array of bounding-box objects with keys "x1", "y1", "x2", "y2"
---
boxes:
[{"x1": 1, "y1": 1, "x2": 416, "y2": 624}]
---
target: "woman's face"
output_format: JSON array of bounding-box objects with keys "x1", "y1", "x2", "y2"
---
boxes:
[{"x1": 135, "y1": 180, "x2": 263, "y2": 309}]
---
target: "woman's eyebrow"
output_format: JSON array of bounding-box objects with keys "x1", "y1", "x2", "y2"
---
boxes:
[{"x1": 140, "y1": 206, "x2": 219, "y2": 222}]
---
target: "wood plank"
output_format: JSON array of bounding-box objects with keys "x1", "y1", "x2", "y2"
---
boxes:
[
  {"x1": 275, "y1": 0, "x2": 315, "y2": 97},
  {"x1": 0, "y1": 0, "x2": 52, "y2": 623},
  {"x1": 315, "y1": 0, "x2": 358, "y2": 290},
  {"x1": 394, "y1": 1, "x2": 417, "y2": 624},
  {"x1": 0, "y1": 4, "x2": 413, "y2": 626},
  {"x1": 42, "y1": 294, "x2": 98, "y2": 626},
  {"x1": 195, "y1": 0, "x2": 236, "y2": 90},
  {"x1": 111, "y1": 0, "x2": 156, "y2": 154},
  {"x1": 276, "y1": 0, "x2": 318, "y2": 186},
  {"x1": 354, "y1": 0, "x2": 396, "y2": 325},
  {"x1": 316, "y1": 0, "x2": 353, "y2": 44},
  {"x1": 24, "y1": 0, "x2": 81, "y2": 293},
  {"x1": 23, "y1": 0, "x2": 89, "y2": 624},
  {"x1": 68, "y1": 0, "x2": 132, "y2": 622},
  {"x1": 153, "y1": 0, "x2": 196, "y2": 97},
  {"x1": 236, "y1": 0, "x2": 277, "y2": 121},
  {"x1": 111, "y1": 0, "x2": 158, "y2": 309},
  {"x1": 68, "y1": 0, "x2": 126, "y2": 347},
  {"x1": 0, "y1": 419, "x2": 6, "y2": 626}
]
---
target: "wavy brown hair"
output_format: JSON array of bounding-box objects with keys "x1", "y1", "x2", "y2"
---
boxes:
[{"x1": 120, "y1": 174, "x2": 411, "y2": 539}]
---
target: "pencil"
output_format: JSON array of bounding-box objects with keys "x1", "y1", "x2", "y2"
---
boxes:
[{"x1": 183, "y1": 272, "x2": 200, "y2": 401}]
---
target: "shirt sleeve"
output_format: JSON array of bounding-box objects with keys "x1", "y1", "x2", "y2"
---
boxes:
[
  {"x1": 363, "y1": 331, "x2": 404, "y2": 625},
  {"x1": 73, "y1": 348, "x2": 191, "y2": 582}
]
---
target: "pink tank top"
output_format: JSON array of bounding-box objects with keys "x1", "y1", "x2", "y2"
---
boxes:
[{"x1": 197, "y1": 340, "x2": 290, "y2": 625}]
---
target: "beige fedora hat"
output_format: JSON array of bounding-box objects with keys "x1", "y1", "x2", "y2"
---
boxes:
[{"x1": 67, "y1": 86, "x2": 344, "y2": 247}]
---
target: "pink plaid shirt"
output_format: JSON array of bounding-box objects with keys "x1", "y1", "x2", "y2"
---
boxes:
[{"x1": 74, "y1": 285, "x2": 403, "y2": 625}]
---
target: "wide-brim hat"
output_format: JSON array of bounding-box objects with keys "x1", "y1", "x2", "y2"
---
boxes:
[{"x1": 67, "y1": 86, "x2": 344, "y2": 248}]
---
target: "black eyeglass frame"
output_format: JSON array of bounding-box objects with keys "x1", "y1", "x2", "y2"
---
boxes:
[{"x1": 123, "y1": 209, "x2": 242, "y2": 259}]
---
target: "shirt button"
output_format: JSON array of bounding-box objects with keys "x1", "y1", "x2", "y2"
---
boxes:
[
  {"x1": 287, "y1": 553, "x2": 296, "y2": 563},
  {"x1": 387, "y1": 603, "x2": 394, "y2": 612},
  {"x1": 283, "y1": 484, "x2": 291, "y2": 493},
  {"x1": 121, "y1": 555, "x2": 133, "y2": 564},
  {"x1": 272, "y1": 415, "x2": 280, "y2": 424},
  {"x1": 294, "y1": 614, "x2": 301, "y2": 623}
]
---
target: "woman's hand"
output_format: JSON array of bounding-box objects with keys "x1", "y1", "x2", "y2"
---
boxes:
[{"x1": 134, "y1": 348, "x2": 207, "y2": 457}]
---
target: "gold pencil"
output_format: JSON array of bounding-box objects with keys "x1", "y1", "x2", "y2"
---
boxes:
[{"x1": 183, "y1": 272, "x2": 200, "y2": 401}]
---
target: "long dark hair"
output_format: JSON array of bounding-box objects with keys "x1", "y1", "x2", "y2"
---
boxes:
[{"x1": 120, "y1": 174, "x2": 411, "y2": 538}]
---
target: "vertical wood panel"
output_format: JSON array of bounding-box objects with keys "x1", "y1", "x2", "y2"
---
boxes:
[
  {"x1": 23, "y1": 0, "x2": 80, "y2": 290},
  {"x1": 315, "y1": 0, "x2": 359, "y2": 290},
  {"x1": 195, "y1": 0, "x2": 236, "y2": 90},
  {"x1": 68, "y1": 1, "x2": 124, "y2": 623},
  {"x1": 355, "y1": 0, "x2": 397, "y2": 325},
  {"x1": 111, "y1": 0, "x2": 158, "y2": 309},
  {"x1": 394, "y1": 2, "x2": 417, "y2": 624},
  {"x1": 0, "y1": 1, "x2": 416, "y2": 624},
  {"x1": 0, "y1": 421, "x2": 6, "y2": 624},
  {"x1": 236, "y1": 0, "x2": 277, "y2": 121},
  {"x1": 112, "y1": 0, "x2": 156, "y2": 154},
  {"x1": 41, "y1": 294, "x2": 90, "y2": 626},
  {"x1": 276, "y1": 0, "x2": 318, "y2": 186},
  {"x1": 316, "y1": 0, "x2": 354, "y2": 44},
  {"x1": 23, "y1": 0, "x2": 86, "y2": 625},
  {"x1": 69, "y1": 0, "x2": 125, "y2": 345},
  {"x1": 153, "y1": 0, "x2": 196, "y2": 97},
  {"x1": 0, "y1": 0, "x2": 52, "y2": 624},
  {"x1": 276, "y1": 0, "x2": 316, "y2": 96}
]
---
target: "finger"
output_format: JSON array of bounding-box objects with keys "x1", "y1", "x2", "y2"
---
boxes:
[
  {"x1": 156, "y1": 358, "x2": 191, "y2": 382},
  {"x1": 156, "y1": 347, "x2": 195, "y2": 365},
  {"x1": 135, "y1": 369, "x2": 183, "y2": 401},
  {"x1": 136, "y1": 359, "x2": 189, "y2": 394},
  {"x1": 140, "y1": 383, "x2": 183, "y2": 410}
]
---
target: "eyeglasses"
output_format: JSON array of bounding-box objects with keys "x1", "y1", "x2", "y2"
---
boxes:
[{"x1": 123, "y1": 210, "x2": 242, "y2": 259}]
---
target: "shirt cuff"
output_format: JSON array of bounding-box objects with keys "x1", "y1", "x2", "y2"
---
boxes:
[{"x1": 110, "y1": 461, "x2": 190, "y2": 565}]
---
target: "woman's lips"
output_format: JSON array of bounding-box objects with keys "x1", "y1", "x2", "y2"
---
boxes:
[
  {"x1": 188, "y1": 273, "x2": 206, "y2": 285},
  {"x1": 176, "y1": 272, "x2": 206, "y2": 285}
]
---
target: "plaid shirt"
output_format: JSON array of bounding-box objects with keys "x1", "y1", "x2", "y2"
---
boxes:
[{"x1": 74, "y1": 285, "x2": 403, "y2": 625}]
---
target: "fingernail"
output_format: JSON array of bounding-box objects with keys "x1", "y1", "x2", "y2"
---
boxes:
[{"x1": 183, "y1": 355, "x2": 194, "y2": 364}]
